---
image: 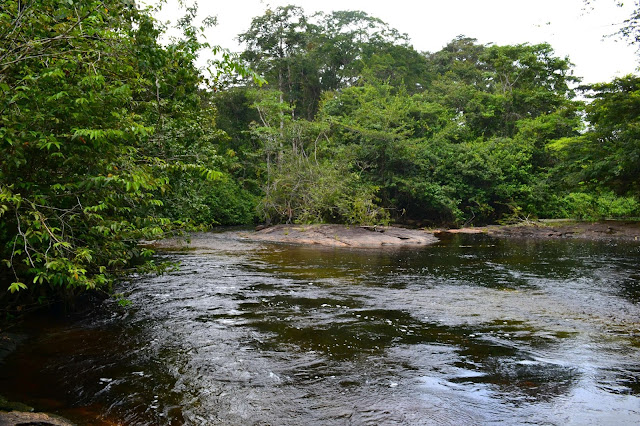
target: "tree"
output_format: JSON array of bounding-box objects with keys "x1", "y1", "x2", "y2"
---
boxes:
[
  {"x1": 311, "y1": 10, "x2": 413, "y2": 89},
  {"x1": 425, "y1": 40, "x2": 578, "y2": 139},
  {"x1": 237, "y1": 6, "x2": 426, "y2": 119},
  {"x1": 316, "y1": 38, "x2": 583, "y2": 224},
  {"x1": 0, "y1": 0, "x2": 252, "y2": 308},
  {"x1": 238, "y1": 6, "x2": 312, "y2": 116},
  {"x1": 551, "y1": 75, "x2": 640, "y2": 197},
  {"x1": 1, "y1": 1, "x2": 161, "y2": 300},
  {"x1": 249, "y1": 89, "x2": 387, "y2": 225}
]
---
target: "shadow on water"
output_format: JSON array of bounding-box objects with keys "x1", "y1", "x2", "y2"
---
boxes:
[
  {"x1": 1, "y1": 232, "x2": 639, "y2": 424},
  {"x1": 0, "y1": 310, "x2": 186, "y2": 425}
]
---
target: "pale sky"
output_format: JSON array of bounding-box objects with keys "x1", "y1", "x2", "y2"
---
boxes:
[{"x1": 150, "y1": 0, "x2": 639, "y2": 84}]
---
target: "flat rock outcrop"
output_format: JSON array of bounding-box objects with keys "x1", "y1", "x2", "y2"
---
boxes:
[
  {"x1": 434, "y1": 220, "x2": 640, "y2": 242},
  {"x1": 247, "y1": 224, "x2": 438, "y2": 248}
]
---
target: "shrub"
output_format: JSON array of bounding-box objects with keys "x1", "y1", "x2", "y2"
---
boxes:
[{"x1": 558, "y1": 192, "x2": 639, "y2": 220}]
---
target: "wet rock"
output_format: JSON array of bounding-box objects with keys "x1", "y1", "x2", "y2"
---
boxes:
[{"x1": 0, "y1": 411, "x2": 74, "y2": 426}]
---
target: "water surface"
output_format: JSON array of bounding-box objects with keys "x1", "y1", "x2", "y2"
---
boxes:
[{"x1": 1, "y1": 231, "x2": 639, "y2": 425}]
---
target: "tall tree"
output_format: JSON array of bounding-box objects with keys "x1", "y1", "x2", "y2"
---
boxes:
[
  {"x1": 237, "y1": 6, "x2": 427, "y2": 119},
  {"x1": 238, "y1": 6, "x2": 312, "y2": 117}
]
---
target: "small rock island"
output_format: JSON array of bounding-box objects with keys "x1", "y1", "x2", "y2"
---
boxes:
[{"x1": 246, "y1": 224, "x2": 439, "y2": 248}]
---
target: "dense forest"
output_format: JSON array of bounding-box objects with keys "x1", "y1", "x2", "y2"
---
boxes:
[{"x1": 1, "y1": 0, "x2": 639, "y2": 309}]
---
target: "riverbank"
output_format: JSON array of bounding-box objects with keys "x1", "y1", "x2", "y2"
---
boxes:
[
  {"x1": 437, "y1": 219, "x2": 640, "y2": 242},
  {"x1": 243, "y1": 220, "x2": 640, "y2": 247},
  {"x1": 149, "y1": 220, "x2": 640, "y2": 251}
]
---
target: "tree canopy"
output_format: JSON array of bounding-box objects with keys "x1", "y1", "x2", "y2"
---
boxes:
[
  {"x1": 226, "y1": 5, "x2": 638, "y2": 225},
  {"x1": 2, "y1": 2, "x2": 639, "y2": 310}
]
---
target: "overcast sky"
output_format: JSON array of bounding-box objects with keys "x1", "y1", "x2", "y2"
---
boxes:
[{"x1": 150, "y1": 0, "x2": 639, "y2": 84}]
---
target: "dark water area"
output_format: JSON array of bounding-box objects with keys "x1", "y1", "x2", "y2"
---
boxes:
[{"x1": 1, "y1": 232, "x2": 639, "y2": 425}]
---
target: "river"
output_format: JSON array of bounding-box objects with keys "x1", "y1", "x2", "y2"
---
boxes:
[{"x1": 1, "y1": 230, "x2": 639, "y2": 425}]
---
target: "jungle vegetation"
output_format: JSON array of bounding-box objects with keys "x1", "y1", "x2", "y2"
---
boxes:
[{"x1": 1, "y1": 0, "x2": 639, "y2": 309}]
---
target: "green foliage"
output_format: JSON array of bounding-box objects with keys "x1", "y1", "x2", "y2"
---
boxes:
[
  {"x1": 160, "y1": 172, "x2": 258, "y2": 226},
  {"x1": 232, "y1": 11, "x2": 598, "y2": 226},
  {"x1": 549, "y1": 75, "x2": 640, "y2": 198},
  {"x1": 258, "y1": 152, "x2": 388, "y2": 225},
  {"x1": 249, "y1": 89, "x2": 388, "y2": 225},
  {"x1": 0, "y1": 0, "x2": 259, "y2": 308},
  {"x1": 557, "y1": 192, "x2": 640, "y2": 220},
  {"x1": 221, "y1": 8, "x2": 639, "y2": 228},
  {"x1": 259, "y1": 151, "x2": 389, "y2": 226},
  {"x1": 238, "y1": 6, "x2": 423, "y2": 119},
  {"x1": 1, "y1": 0, "x2": 164, "y2": 301},
  {"x1": 317, "y1": 62, "x2": 580, "y2": 224}
]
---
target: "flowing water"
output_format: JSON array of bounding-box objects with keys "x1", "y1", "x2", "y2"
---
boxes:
[{"x1": 1, "y1": 231, "x2": 639, "y2": 425}]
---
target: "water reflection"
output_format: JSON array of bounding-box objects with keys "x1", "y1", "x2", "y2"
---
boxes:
[{"x1": 0, "y1": 232, "x2": 639, "y2": 425}]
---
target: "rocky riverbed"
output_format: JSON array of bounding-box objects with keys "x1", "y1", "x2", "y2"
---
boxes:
[
  {"x1": 149, "y1": 220, "x2": 640, "y2": 251},
  {"x1": 438, "y1": 220, "x2": 640, "y2": 242}
]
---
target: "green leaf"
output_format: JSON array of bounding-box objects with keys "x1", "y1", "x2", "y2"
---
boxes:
[{"x1": 8, "y1": 282, "x2": 27, "y2": 293}]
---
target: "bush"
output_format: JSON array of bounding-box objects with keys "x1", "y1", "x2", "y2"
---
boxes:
[
  {"x1": 159, "y1": 174, "x2": 258, "y2": 226},
  {"x1": 558, "y1": 192, "x2": 640, "y2": 220},
  {"x1": 259, "y1": 154, "x2": 389, "y2": 226}
]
